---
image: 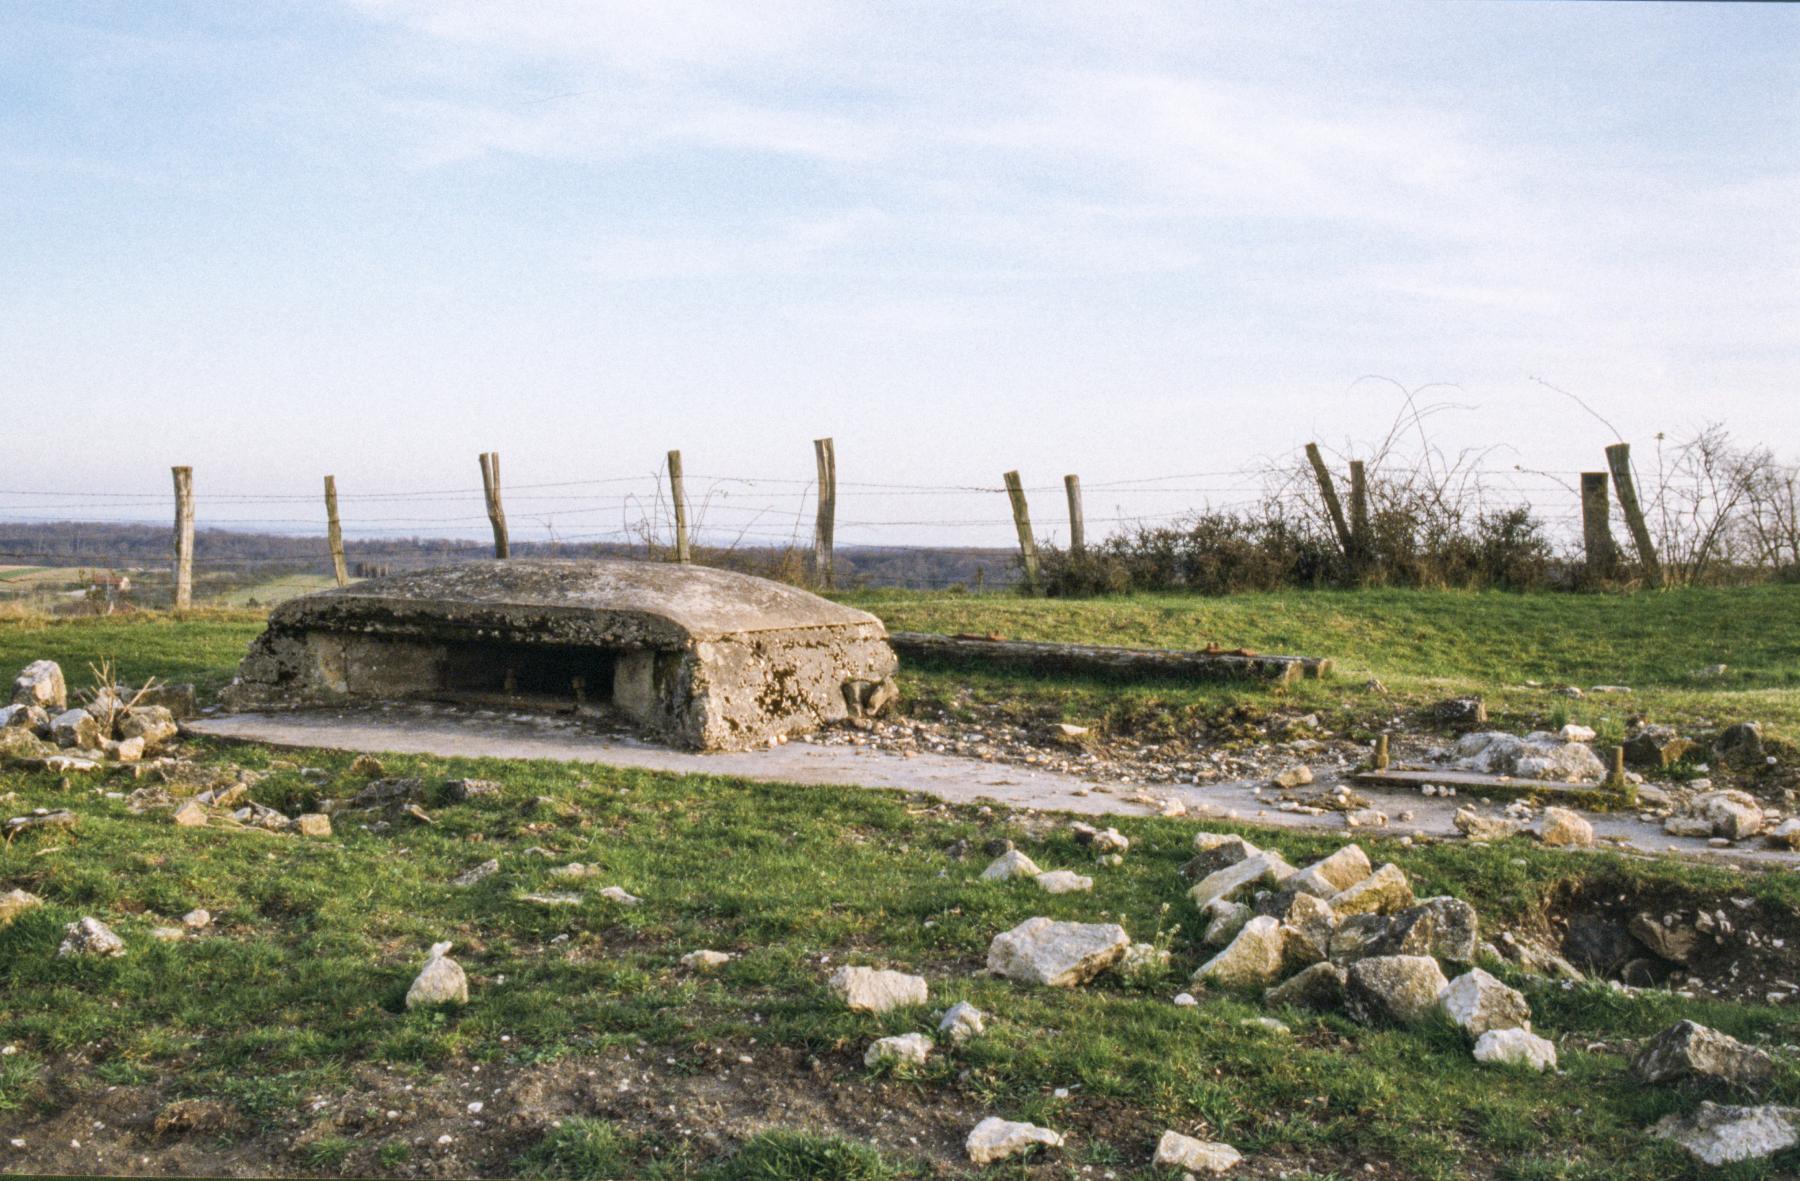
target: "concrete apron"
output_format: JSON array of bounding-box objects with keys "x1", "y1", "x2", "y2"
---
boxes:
[{"x1": 185, "y1": 706, "x2": 1800, "y2": 867}]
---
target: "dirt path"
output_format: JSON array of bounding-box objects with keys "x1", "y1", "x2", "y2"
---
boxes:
[{"x1": 187, "y1": 706, "x2": 1799, "y2": 865}]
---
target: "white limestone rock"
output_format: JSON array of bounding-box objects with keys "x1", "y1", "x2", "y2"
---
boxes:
[
  {"x1": 864, "y1": 1032, "x2": 932, "y2": 1067},
  {"x1": 1344, "y1": 955, "x2": 1448, "y2": 1025},
  {"x1": 1286, "y1": 844, "x2": 1372, "y2": 897},
  {"x1": 938, "y1": 1001, "x2": 986, "y2": 1045},
  {"x1": 1536, "y1": 807, "x2": 1594, "y2": 849},
  {"x1": 681, "y1": 949, "x2": 734, "y2": 972},
  {"x1": 980, "y1": 850, "x2": 1043, "y2": 881},
  {"x1": 1201, "y1": 899, "x2": 1252, "y2": 947},
  {"x1": 1154, "y1": 1130, "x2": 1242, "y2": 1173},
  {"x1": 58, "y1": 916, "x2": 124, "y2": 958},
  {"x1": 1189, "y1": 852, "x2": 1296, "y2": 909},
  {"x1": 987, "y1": 917, "x2": 1129, "y2": 987},
  {"x1": 405, "y1": 942, "x2": 468, "y2": 1008},
  {"x1": 1440, "y1": 968, "x2": 1531, "y2": 1038},
  {"x1": 829, "y1": 965, "x2": 928, "y2": 1012},
  {"x1": 965, "y1": 1117, "x2": 1063, "y2": 1164},
  {"x1": 10, "y1": 661, "x2": 66, "y2": 711},
  {"x1": 1034, "y1": 869, "x2": 1093, "y2": 894},
  {"x1": 1650, "y1": 1102, "x2": 1800, "y2": 1166},
  {"x1": 1473, "y1": 1027, "x2": 1558, "y2": 1072},
  {"x1": 1328, "y1": 862, "x2": 1413, "y2": 917},
  {"x1": 1192, "y1": 916, "x2": 1286, "y2": 987}
]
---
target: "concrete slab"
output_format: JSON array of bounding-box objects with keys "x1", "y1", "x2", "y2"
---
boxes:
[{"x1": 185, "y1": 704, "x2": 1800, "y2": 867}]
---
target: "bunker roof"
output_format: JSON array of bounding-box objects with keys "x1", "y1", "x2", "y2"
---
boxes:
[{"x1": 269, "y1": 559, "x2": 882, "y2": 645}]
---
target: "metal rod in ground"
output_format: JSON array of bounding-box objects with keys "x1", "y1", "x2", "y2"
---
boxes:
[
  {"x1": 171, "y1": 465, "x2": 194, "y2": 610},
  {"x1": 1003, "y1": 470, "x2": 1040, "y2": 592},
  {"x1": 478, "y1": 452, "x2": 509, "y2": 559},
  {"x1": 1305, "y1": 442, "x2": 1354, "y2": 556},
  {"x1": 1064, "y1": 474, "x2": 1085, "y2": 553},
  {"x1": 668, "y1": 449, "x2": 691, "y2": 564},
  {"x1": 1580, "y1": 471, "x2": 1617, "y2": 582},
  {"x1": 1609, "y1": 745, "x2": 1627, "y2": 788},
  {"x1": 324, "y1": 475, "x2": 348, "y2": 586},
  {"x1": 1374, "y1": 732, "x2": 1390, "y2": 770},
  {"x1": 813, "y1": 437, "x2": 836, "y2": 588},
  {"x1": 1605, "y1": 442, "x2": 1662, "y2": 586}
]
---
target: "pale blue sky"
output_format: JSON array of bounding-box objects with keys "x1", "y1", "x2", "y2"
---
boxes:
[{"x1": 3, "y1": 2, "x2": 1796, "y2": 548}]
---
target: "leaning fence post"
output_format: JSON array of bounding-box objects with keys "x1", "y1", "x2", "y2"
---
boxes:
[
  {"x1": 1580, "y1": 472, "x2": 1617, "y2": 582},
  {"x1": 1003, "y1": 471, "x2": 1040, "y2": 592},
  {"x1": 1064, "y1": 474, "x2": 1085, "y2": 553},
  {"x1": 171, "y1": 465, "x2": 194, "y2": 610},
  {"x1": 1305, "y1": 443, "x2": 1354, "y2": 556},
  {"x1": 323, "y1": 475, "x2": 349, "y2": 587},
  {"x1": 1605, "y1": 442, "x2": 1661, "y2": 585},
  {"x1": 813, "y1": 438, "x2": 836, "y2": 588},
  {"x1": 478, "y1": 452, "x2": 509, "y2": 559},
  {"x1": 667, "y1": 449, "x2": 691, "y2": 564}
]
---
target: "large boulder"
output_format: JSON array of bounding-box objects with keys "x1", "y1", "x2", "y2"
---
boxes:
[
  {"x1": 1367, "y1": 898, "x2": 1479, "y2": 964},
  {"x1": 10, "y1": 660, "x2": 66, "y2": 711},
  {"x1": 965, "y1": 1117, "x2": 1063, "y2": 1164},
  {"x1": 1536, "y1": 807, "x2": 1594, "y2": 849},
  {"x1": 1625, "y1": 724, "x2": 1696, "y2": 769},
  {"x1": 119, "y1": 705, "x2": 179, "y2": 750},
  {"x1": 1714, "y1": 722, "x2": 1765, "y2": 767},
  {"x1": 1650, "y1": 1102, "x2": 1800, "y2": 1167},
  {"x1": 1454, "y1": 807, "x2": 1525, "y2": 843},
  {"x1": 1264, "y1": 962, "x2": 1346, "y2": 1011},
  {"x1": 50, "y1": 708, "x2": 102, "y2": 750},
  {"x1": 1450, "y1": 731, "x2": 1605, "y2": 782},
  {"x1": 1633, "y1": 1020, "x2": 1776, "y2": 1087},
  {"x1": 1440, "y1": 968, "x2": 1531, "y2": 1038},
  {"x1": 1328, "y1": 863, "x2": 1413, "y2": 917},
  {"x1": 1694, "y1": 790, "x2": 1765, "y2": 840},
  {"x1": 1286, "y1": 845, "x2": 1371, "y2": 897},
  {"x1": 829, "y1": 965, "x2": 928, "y2": 1011},
  {"x1": 987, "y1": 917, "x2": 1129, "y2": 987},
  {"x1": 1269, "y1": 891, "x2": 1336, "y2": 968},
  {"x1": 1192, "y1": 916, "x2": 1287, "y2": 987},
  {"x1": 1201, "y1": 899, "x2": 1252, "y2": 947},
  {"x1": 1344, "y1": 955, "x2": 1448, "y2": 1025},
  {"x1": 1189, "y1": 852, "x2": 1296, "y2": 909}
]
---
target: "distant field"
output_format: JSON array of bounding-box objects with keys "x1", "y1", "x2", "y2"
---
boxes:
[
  {"x1": 215, "y1": 573, "x2": 348, "y2": 608},
  {"x1": 0, "y1": 566, "x2": 50, "y2": 582}
]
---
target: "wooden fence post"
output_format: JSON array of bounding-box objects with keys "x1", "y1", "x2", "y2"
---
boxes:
[
  {"x1": 1064, "y1": 474, "x2": 1085, "y2": 553},
  {"x1": 1604, "y1": 443, "x2": 1661, "y2": 585},
  {"x1": 171, "y1": 465, "x2": 194, "y2": 610},
  {"x1": 667, "y1": 449, "x2": 691, "y2": 564},
  {"x1": 1580, "y1": 472, "x2": 1617, "y2": 581},
  {"x1": 1003, "y1": 471, "x2": 1040, "y2": 592},
  {"x1": 1305, "y1": 443, "x2": 1354, "y2": 556},
  {"x1": 1348, "y1": 459, "x2": 1370, "y2": 572},
  {"x1": 323, "y1": 475, "x2": 348, "y2": 586},
  {"x1": 813, "y1": 438, "x2": 836, "y2": 588},
  {"x1": 478, "y1": 452, "x2": 509, "y2": 559}
]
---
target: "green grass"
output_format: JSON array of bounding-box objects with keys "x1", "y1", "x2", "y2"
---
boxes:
[
  {"x1": 842, "y1": 585, "x2": 1800, "y2": 741},
  {"x1": 3, "y1": 593, "x2": 1800, "y2": 1178}
]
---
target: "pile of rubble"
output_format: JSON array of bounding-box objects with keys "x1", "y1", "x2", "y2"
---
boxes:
[{"x1": 2, "y1": 659, "x2": 193, "y2": 773}]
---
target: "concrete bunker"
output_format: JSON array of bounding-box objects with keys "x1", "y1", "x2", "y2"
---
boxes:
[{"x1": 222, "y1": 559, "x2": 899, "y2": 751}]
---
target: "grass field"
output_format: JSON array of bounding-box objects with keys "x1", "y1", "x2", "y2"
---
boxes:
[{"x1": 3, "y1": 589, "x2": 1800, "y2": 1178}]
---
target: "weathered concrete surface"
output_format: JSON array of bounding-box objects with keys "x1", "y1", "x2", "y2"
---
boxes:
[
  {"x1": 185, "y1": 704, "x2": 1800, "y2": 865},
  {"x1": 221, "y1": 560, "x2": 897, "y2": 751}
]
